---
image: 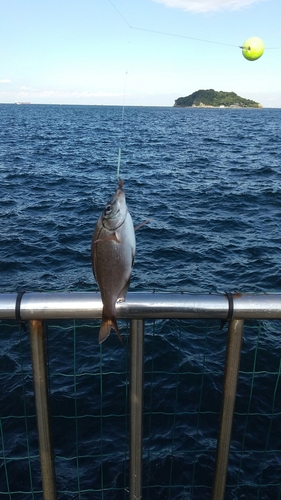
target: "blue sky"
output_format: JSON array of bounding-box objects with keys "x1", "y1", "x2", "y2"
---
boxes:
[{"x1": 0, "y1": 0, "x2": 280, "y2": 107}]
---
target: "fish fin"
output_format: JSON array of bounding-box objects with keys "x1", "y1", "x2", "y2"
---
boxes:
[
  {"x1": 111, "y1": 317, "x2": 123, "y2": 344},
  {"x1": 134, "y1": 218, "x2": 153, "y2": 231},
  {"x1": 117, "y1": 278, "x2": 131, "y2": 303},
  {"x1": 98, "y1": 312, "x2": 123, "y2": 344},
  {"x1": 98, "y1": 319, "x2": 112, "y2": 344}
]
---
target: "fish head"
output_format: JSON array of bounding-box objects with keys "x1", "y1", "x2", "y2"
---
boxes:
[{"x1": 101, "y1": 181, "x2": 127, "y2": 231}]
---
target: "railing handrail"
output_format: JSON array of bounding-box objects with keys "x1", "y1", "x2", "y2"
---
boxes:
[
  {"x1": 2, "y1": 292, "x2": 281, "y2": 500},
  {"x1": 1, "y1": 291, "x2": 281, "y2": 320}
]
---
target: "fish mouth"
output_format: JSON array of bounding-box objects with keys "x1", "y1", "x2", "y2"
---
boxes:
[{"x1": 118, "y1": 179, "x2": 124, "y2": 190}]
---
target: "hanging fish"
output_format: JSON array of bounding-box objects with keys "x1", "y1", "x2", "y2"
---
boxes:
[{"x1": 91, "y1": 180, "x2": 136, "y2": 344}]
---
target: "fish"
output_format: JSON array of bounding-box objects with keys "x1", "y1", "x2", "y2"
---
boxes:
[{"x1": 91, "y1": 180, "x2": 136, "y2": 344}]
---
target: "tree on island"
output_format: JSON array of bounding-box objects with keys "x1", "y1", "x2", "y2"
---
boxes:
[{"x1": 174, "y1": 89, "x2": 261, "y2": 108}]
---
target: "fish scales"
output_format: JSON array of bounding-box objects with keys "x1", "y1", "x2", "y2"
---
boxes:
[{"x1": 91, "y1": 181, "x2": 135, "y2": 344}]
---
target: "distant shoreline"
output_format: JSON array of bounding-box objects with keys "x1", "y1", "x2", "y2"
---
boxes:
[{"x1": 0, "y1": 103, "x2": 279, "y2": 108}]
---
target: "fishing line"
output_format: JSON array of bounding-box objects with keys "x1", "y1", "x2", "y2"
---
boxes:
[
  {"x1": 117, "y1": 71, "x2": 128, "y2": 181},
  {"x1": 108, "y1": 0, "x2": 235, "y2": 47},
  {"x1": 107, "y1": 0, "x2": 281, "y2": 50}
]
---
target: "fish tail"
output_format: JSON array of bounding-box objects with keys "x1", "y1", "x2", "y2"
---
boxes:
[
  {"x1": 111, "y1": 317, "x2": 123, "y2": 344},
  {"x1": 98, "y1": 311, "x2": 123, "y2": 344}
]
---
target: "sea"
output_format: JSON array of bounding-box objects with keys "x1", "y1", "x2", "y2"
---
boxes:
[{"x1": 0, "y1": 104, "x2": 281, "y2": 499}]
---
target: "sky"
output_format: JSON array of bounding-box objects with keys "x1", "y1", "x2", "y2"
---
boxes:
[{"x1": 0, "y1": 0, "x2": 280, "y2": 107}]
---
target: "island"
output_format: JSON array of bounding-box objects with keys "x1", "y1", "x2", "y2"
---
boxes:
[{"x1": 174, "y1": 89, "x2": 262, "y2": 108}]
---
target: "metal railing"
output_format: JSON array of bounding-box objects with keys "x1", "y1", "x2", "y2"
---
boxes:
[{"x1": 1, "y1": 291, "x2": 281, "y2": 500}]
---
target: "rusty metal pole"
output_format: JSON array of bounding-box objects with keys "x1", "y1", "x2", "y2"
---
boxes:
[
  {"x1": 29, "y1": 319, "x2": 56, "y2": 500},
  {"x1": 212, "y1": 318, "x2": 244, "y2": 500},
  {"x1": 130, "y1": 319, "x2": 144, "y2": 500}
]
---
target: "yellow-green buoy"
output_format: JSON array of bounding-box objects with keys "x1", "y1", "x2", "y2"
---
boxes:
[{"x1": 242, "y1": 36, "x2": 264, "y2": 61}]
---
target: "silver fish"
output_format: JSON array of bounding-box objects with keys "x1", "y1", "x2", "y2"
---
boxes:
[{"x1": 91, "y1": 180, "x2": 136, "y2": 344}]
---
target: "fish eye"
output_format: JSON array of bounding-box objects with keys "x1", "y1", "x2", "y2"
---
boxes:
[{"x1": 105, "y1": 204, "x2": 112, "y2": 214}]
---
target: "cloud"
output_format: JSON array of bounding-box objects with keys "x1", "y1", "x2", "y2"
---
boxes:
[
  {"x1": 20, "y1": 86, "x2": 35, "y2": 91},
  {"x1": 0, "y1": 79, "x2": 11, "y2": 84},
  {"x1": 153, "y1": 0, "x2": 267, "y2": 13}
]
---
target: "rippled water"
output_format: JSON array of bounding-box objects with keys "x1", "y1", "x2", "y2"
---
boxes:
[
  {"x1": 1, "y1": 104, "x2": 281, "y2": 293},
  {"x1": 1, "y1": 104, "x2": 281, "y2": 499}
]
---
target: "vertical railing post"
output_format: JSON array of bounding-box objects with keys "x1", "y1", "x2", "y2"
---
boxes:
[
  {"x1": 130, "y1": 319, "x2": 144, "y2": 500},
  {"x1": 29, "y1": 319, "x2": 56, "y2": 500},
  {"x1": 212, "y1": 318, "x2": 244, "y2": 500}
]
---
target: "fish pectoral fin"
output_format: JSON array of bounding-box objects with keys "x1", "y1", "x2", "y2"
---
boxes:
[
  {"x1": 94, "y1": 233, "x2": 121, "y2": 244},
  {"x1": 134, "y1": 218, "x2": 153, "y2": 232},
  {"x1": 98, "y1": 313, "x2": 123, "y2": 344}
]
